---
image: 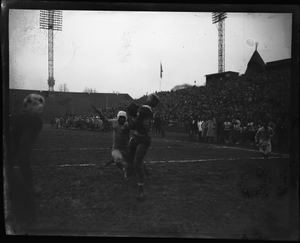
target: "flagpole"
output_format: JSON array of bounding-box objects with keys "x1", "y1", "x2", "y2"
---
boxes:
[
  {"x1": 160, "y1": 61, "x2": 162, "y2": 92},
  {"x1": 159, "y1": 77, "x2": 161, "y2": 92}
]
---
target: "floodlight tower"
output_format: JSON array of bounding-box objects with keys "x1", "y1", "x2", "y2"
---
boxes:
[
  {"x1": 39, "y1": 10, "x2": 62, "y2": 94},
  {"x1": 212, "y1": 12, "x2": 227, "y2": 73}
]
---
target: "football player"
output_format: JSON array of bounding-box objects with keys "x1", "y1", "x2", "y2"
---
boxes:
[
  {"x1": 126, "y1": 93, "x2": 160, "y2": 200},
  {"x1": 92, "y1": 106, "x2": 130, "y2": 179}
]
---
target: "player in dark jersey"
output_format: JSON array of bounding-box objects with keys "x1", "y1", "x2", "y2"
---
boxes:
[
  {"x1": 6, "y1": 93, "x2": 45, "y2": 229},
  {"x1": 126, "y1": 93, "x2": 160, "y2": 200}
]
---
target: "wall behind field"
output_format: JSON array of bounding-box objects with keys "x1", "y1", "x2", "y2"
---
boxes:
[{"x1": 9, "y1": 89, "x2": 133, "y2": 123}]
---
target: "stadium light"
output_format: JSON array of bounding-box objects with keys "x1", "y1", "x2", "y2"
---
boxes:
[
  {"x1": 39, "y1": 10, "x2": 63, "y2": 94},
  {"x1": 212, "y1": 12, "x2": 227, "y2": 73}
]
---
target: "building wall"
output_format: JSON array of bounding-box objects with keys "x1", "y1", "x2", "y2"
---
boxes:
[
  {"x1": 9, "y1": 89, "x2": 133, "y2": 123},
  {"x1": 206, "y1": 72, "x2": 239, "y2": 86}
]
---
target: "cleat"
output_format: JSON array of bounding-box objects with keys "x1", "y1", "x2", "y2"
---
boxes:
[
  {"x1": 105, "y1": 158, "x2": 115, "y2": 167},
  {"x1": 115, "y1": 162, "x2": 124, "y2": 172},
  {"x1": 136, "y1": 185, "x2": 145, "y2": 201},
  {"x1": 136, "y1": 192, "x2": 145, "y2": 201}
]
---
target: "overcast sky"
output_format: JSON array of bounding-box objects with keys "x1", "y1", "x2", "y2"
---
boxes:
[{"x1": 9, "y1": 9, "x2": 292, "y2": 99}]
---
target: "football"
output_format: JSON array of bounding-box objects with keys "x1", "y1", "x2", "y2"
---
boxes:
[{"x1": 127, "y1": 102, "x2": 139, "y2": 117}]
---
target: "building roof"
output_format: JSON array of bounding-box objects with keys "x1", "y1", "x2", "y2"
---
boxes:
[
  {"x1": 266, "y1": 58, "x2": 291, "y2": 67},
  {"x1": 205, "y1": 71, "x2": 239, "y2": 77},
  {"x1": 248, "y1": 50, "x2": 266, "y2": 67}
]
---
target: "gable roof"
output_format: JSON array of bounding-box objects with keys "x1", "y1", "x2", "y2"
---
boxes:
[{"x1": 248, "y1": 50, "x2": 266, "y2": 67}]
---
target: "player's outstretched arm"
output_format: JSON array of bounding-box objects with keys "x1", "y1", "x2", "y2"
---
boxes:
[{"x1": 92, "y1": 105, "x2": 110, "y2": 126}]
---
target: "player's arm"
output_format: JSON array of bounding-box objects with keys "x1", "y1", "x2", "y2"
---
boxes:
[
  {"x1": 126, "y1": 103, "x2": 141, "y2": 129},
  {"x1": 127, "y1": 106, "x2": 149, "y2": 129},
  {"x1": 91, "y1": 105, "x2": 111, "y2": 126}
]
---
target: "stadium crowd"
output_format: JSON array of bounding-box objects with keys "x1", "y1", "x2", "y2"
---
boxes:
[
  {"x1": 54, "y1": 69, "x2": 291, "y2": 151},
  {"x1": 52, "y1": 115, "x2": 109, "y2": 131}
]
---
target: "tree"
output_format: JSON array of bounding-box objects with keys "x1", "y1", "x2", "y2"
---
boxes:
[
  {"x1": 83, "y1": 87, "x2": 97, "y2": 93},
  {"x1": 171, "y1": 83, "x2": 192, "y2": 92},
  {"x1": 58, "y1": 83, "x2": 69, "y2": 92}
]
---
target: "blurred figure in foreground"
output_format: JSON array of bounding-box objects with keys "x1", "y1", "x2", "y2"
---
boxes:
[{"x1": 6, "y1": 93, "x2": 45, "y2": 232}]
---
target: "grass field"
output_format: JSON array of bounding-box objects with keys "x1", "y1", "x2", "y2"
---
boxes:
[{"x1": 6, "y1": 125, "x2": 291, "y2": 239}]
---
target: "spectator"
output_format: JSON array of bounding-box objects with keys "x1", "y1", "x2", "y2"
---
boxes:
[
  {"x1": 197, "y1": 117, "x2": 203, "y2": 142},
  {"x1": 216, "y1": 116, "x2": 224, "y2": 143},
  {"x1": 207, "y1": 117, "x2": 217, "y2": 143},
  {"x1": 274, "y1": 118, "x2": 283, "y2": 151},
  {"x1": 232, "y1": 117, "x2": 241, "y2": 145},
  {"x1": 189, "y1": 116, "x2": 198, "y2": 141},
  {"x1": 241, "y1": 121, "x2": 249, "y2": 145},
  {"x1": 154, "y1": 113, "x2": 162, "y2": 137},
  {"x1": 201, "y1": 117, "x2": 208, "y2": 142},
  {"x1": 161, "y1": 116, "x2": 167, "y2": 138},
  {"x1": 223, "y1": 117, "x2": 231, "y2": 144},
  {"x1": 247, "y1": 119, "x2": 255, "y2": 145}
]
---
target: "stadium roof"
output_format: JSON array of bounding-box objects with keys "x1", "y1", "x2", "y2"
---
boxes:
[
  {"x1": 204, "y1": 71, "x2": 239, "y2": 77},
  {"x1": 266, "y1": 58, "x2": 291, "y2": 67}
]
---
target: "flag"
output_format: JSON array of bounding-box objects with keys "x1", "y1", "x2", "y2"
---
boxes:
[{"x1": 160, "y1": 62, "x2": 163, "y2": 78}]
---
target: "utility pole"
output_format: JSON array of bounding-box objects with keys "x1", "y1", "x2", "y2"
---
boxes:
[
  {"x1": 40, "y1": 10, "x2": 62, "y2": 96},
  {"x1": 212, "y1": 12, "x2": 227, "y2": 73}
]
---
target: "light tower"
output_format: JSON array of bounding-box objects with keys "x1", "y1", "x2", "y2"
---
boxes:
[
  {"x1": 212, "y1": 12, "x2": 227, "y2": 73},
  {"x1": 39, "y1": 10, "x2": 62, "y2": 95}
]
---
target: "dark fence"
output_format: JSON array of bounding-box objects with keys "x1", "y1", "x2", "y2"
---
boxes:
[{"x1": 9, "y1": 89, "x2": 133, "y2": 123}]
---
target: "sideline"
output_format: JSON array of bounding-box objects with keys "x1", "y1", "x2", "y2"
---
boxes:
[
  {"x1": 31, "y1": 156, "x2": 289, "y2": 168},
  {"x1": 36, "y1": 128, "x2": 289, "y2": 156},
  {"x1": 33, "y1": 144, "x2": 289, "y2": 157}
]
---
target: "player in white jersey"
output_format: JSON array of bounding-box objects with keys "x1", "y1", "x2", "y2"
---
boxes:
[{"x1": 92, "y1": 106, "x2": 130, "y2": 179}]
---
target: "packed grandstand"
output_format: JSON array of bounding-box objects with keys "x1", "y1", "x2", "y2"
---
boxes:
[{"x1": 52, "y1": 66, "x2": 291, "y2": 152}]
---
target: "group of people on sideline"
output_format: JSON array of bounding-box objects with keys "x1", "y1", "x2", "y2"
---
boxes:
[{"x1": 186, "y1": 115, "x2": 289, "y2": 153}]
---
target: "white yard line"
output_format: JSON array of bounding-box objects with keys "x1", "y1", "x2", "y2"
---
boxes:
[
  {"x1": 30, "y1": 155, "x2": 289, "y2": 168},
  {"x1": 33, "y1": 143, "x2": 289, "y2": 157}
]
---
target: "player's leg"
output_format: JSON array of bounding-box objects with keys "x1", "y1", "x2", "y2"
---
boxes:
[
  {"x1": 111, "y1": 149, "x2": 124, "y2": 171},
  {"x1": 121, "y1": 150, "x2": 130, "y2": 181},
  {"x1": 104, "y1": 158, "x2": 115, "y2": 167},
  {"x1": 265, "y1": 142, "x2": 272, "y2": 160},
  {"x1": 259, "y1": 144, "x2": 268, "y2": 159},
  {"x1": 133, "y1": 144, "x2": 147, "y2": 200},
  {"x1": 127, "y1": 138, "x2": 137, "y2": 178},
  {"x1": 133, "y1": 139, "x2": 151, "y2": 200}
]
